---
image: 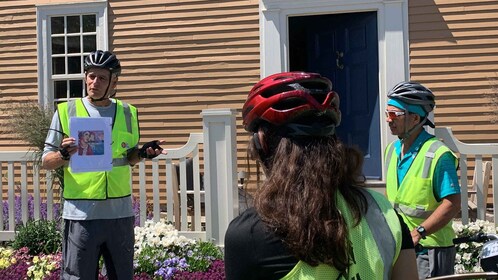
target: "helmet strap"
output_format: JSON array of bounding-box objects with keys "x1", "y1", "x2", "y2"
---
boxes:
[
  {"x1": 253, "y1": 132, "x2": 268, "y2": 155},
  {"x1": 88, "y1": 73, "x2": 115, "y2": 102},
  {"x1": 399, "y1": 113, "x2": 425, "y2": 142}
]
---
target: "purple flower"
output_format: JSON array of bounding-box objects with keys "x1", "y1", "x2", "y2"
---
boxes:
[
  {"x1": 174, "y1": 260, "x2": 225, "y2": 280},
  {"x1": 2, "y1": 194, "x2": 62, "y2": 230}
]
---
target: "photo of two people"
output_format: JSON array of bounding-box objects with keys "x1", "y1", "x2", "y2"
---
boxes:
[{"x1": 77, "y1": 130, "x2": 104, "y2": 156}]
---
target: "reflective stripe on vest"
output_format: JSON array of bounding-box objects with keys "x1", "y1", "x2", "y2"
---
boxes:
[
  {"x1": 59, "y1": 99, "x2": 139, "y2": 199},
  {"x1": 386, "y1": 141, "x2": 444, "y2": 219},
  {"x1": 280, "y1": 189, "x2": 401, "y2": 280},
  {"x1": 385, "y1": 141, "x2": 443, "y2": 181},
  {"x1": 361, "y1": 188, "x2": 396, "y2": 279},
  {"x1": 385, "y1": 138, "x2": 458, "y2": 247}
]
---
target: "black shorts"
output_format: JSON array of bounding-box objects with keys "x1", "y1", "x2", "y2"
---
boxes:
[{"x1": 61, "y1": 217, "x2": 135, "y2": 279}]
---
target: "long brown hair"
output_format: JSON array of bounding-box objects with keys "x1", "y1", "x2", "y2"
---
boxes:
[{"x1": 249, "y1": 124, "x2": 367, "y2": 272}]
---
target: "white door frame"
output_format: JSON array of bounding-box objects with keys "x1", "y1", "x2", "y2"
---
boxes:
[{"x1": 259, "y1": 0, "x2": 410, "y2": 183}]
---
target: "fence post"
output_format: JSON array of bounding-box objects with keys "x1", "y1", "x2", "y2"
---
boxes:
[{"x1": 201, "y1": 108, "x2": 238, "y2": 247}]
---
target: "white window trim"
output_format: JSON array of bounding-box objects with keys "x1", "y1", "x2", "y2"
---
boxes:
[
  {"x1": 36, "y1": 0, "x2": 108, "y2": 109},
  {"x1": 260, "y1": 0, "x2": 410, "y2": 182}
]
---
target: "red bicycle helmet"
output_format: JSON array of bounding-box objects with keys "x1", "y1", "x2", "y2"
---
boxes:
[{"x1": 242, "y1": 72, "x2": 341, "y2": 136}]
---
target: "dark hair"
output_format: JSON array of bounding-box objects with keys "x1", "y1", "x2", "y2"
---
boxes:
[{"x1": 250, "y1": 124, "x2": 367, "y2": 272}]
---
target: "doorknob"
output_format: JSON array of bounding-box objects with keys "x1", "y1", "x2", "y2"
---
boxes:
[{"x1": 336, "y1": 51, "x2": 344, "y2": 70}]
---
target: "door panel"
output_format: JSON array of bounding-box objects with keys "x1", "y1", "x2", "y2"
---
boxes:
[{"x1": 289, "y1": 12, "x2": 381, "y2": 180}]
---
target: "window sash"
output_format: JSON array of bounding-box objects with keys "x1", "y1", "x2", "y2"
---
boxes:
[{"x1": 36, "y1": 1, "x2": 108, "y2": 109}]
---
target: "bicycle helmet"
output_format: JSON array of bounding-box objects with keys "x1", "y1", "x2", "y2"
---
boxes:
[
  {"x1": 242, "y1": 72, "x2": 341, "y2": 136},
  {"x1": 84, "y1": 50, "x2": 121, "y2": 76},
  {"x1": 481, "y1": 238, "x2": 498, "y2": 272},
  {"x1": 387, "y1": 81, "x2": 435, "y2": 114}
]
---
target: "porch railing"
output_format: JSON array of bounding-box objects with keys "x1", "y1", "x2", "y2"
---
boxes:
[
  {"x1": 0, "y1": 108, "x2": 239, "y2": 246},
  {"x1": 435, "y1": 127, "x2": 498, "y2": 225},
  {"x1": 1, "y1": 122, "x2": 496, "y2": 246}
]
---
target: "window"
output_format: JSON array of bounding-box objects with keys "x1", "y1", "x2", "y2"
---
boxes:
[{"x1": 36, "y1": 1, "x2": 108, "y2": 108}]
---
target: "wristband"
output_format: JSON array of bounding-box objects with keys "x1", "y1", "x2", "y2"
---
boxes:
[
  {"x1": 59, "y1": 147, "x2": 71, "y2": 161},
  {"x1": 416, "y1": 225, "x2": 427, "y2": 239}
]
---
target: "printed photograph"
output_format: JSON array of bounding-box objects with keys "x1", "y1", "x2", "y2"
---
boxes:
[{"x1": 78, "y1": 130, "x2": 105, "y2": 156}]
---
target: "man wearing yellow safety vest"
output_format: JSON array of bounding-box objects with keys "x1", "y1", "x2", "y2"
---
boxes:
[
  {"x1": 384, "y1": 81, "x2": 461, "y2": 279},
  {"x1": 42, "y1": 50, "x2": 166, "y2": 279}
]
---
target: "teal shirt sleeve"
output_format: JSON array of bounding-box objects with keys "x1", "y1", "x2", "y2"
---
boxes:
[{"x1": 433, "y1": 152, "x2": 461, "y2": 201}]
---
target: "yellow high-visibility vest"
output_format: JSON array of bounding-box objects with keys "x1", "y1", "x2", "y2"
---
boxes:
[
  {"x1": 281, "y1": 189, "x2": 402, "y2": 280},
  {"x1": 385, "y1": 138, "x2": 457, "y2": 247},
  {"x1": 58, "y1": 98, "x2": 139, "y2": 199}
]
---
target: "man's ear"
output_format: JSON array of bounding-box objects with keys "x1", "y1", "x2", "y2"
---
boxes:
[
  {"x1": 112, "y1": 76, "x2": 119, "y2": 88},
  {"x1": 413, "y1": 113, "x2": 423, "y2": 125}
]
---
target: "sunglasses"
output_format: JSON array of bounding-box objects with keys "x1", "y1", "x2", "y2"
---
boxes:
[{"x1": 385, "y1": 110, "x2": 406, "y2": 119}]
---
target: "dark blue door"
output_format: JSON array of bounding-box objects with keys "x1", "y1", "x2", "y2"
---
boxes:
[{"x1": 289, "y1": 12, "x2": 381, "y2": 180}]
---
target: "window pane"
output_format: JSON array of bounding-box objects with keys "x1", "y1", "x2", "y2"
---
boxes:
[
  {"x1": 54, "y1": 81, "x2": 68, "y2": 99},
  {"x1": 50, "y1": 17, "x2": 64, "y2": 34},
  {"x1": 83, "y1": 35, "x2": 97, "y2": 52},
  {"x1": 69, "y1": 80, "x2": 84, "y2": 98},
  {"x1": 67, "y1": 16, "x2": 80, "y2": 33},
  {"x1": 52, "y1": 57, "x2": 65, "y2": 74},
  {"x1": 68, "y1": 57, "x2": 81, "y2": 74},
  {"x1": 67, "y1": 36, "x2": 81, "y2": 53},
  {"x1": 83, "y1": 15, "x2": 96, "y2": 32},
  {"x1": 51, "y1": 37, "x2": 65, "y2": 54}
]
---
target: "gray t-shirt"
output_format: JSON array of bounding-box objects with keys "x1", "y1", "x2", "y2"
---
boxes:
[{"x1": 42, "y1": 98, "x2": 135, "y2": 220}]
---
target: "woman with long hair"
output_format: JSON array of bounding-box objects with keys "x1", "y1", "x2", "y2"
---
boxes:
[{"x1": 224, "y1": 72, "x2": 418, "y2": 280}]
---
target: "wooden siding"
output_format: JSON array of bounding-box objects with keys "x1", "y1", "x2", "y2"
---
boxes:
[
  {"x1": 2, "y1": 0, "x2": 498, "y2": 195},
  {"x1": 0, "y1": 1, "x2": 38, "y2": 148},
  {"x1": 0, "y1": 1, "x2": 260, "y2": 185},
  {"x1": 108, "y1": 0, "x2": 260, "y2": 192},
  {"x1": 408, "y1": 0, "x2": 498, "y2": 143},
  {"x1": 108, "y1": 0, "x2": 259, "y2": 147}
]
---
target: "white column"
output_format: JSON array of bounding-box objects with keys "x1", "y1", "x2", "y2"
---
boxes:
[
  {"x1": 260, "y1": 5, "x2": 284, "y2": 78},
  {"x1": 201, "y1": 108, "x2": 238, "y2": 246}
]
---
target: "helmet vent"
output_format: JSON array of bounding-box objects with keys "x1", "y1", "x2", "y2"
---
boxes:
[
  {"x1": 272, "y1": 97, "x2": 308, "y2": 110},
  {"x1": 260, "y1": 85, "x2": 295, "y2": 98}
]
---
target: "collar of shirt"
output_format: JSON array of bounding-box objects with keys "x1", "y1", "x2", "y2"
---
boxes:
[{"x1": 393, "y1": 129, "x2": 434, "y2": 185}]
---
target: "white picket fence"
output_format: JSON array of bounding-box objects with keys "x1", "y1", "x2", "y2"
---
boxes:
[
  {"x1": 1, "y1": 119, "x2": 497, "y2": 246},
  {"x1": 0, "y1": 108, "x2": 239, "y2": 246}
]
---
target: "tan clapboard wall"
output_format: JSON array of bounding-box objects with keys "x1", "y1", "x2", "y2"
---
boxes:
[
  {"x1": 107, "y1": 0, "x2": 260, "y2": 185},
  {"x1": 0, "y1": 1, "x2": 38, "y2": 148},
  {"x1": 409, "y1": 0, "x2": 498, "y2": 204},
  {"x1": 0, "y1": 0, "x2": 260, "y2": 203},
  {"x1": 0, "y1": 1, "x2": 259, "y2": 163},
  {"x1": 408, "y1": 0, "x2": 498, "y2": 143},
  {"x1": 2, "y1": 0, "x2": 498, "y2": 196}
]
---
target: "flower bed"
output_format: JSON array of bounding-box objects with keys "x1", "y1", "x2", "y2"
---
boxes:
[
  {"x1": 453, "y1": 219, "x2": 498, "y2": 273},
  {"x1": 0, "y1": 219, "x2": 225, "y2": 279}
]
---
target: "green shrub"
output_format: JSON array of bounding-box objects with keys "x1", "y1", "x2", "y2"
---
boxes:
[{"x1": 12, "y1": 220, "x2": 62, "y2": 255}]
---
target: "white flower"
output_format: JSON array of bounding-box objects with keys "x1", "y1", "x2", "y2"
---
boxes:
[
  {"x1": 133, "y1": 218, "x2": 196, "y2": 257},
  {"x1": 454, "y1": 264, "x2": 466, "y2": 274},
  {"x1": 453, "y1": 223, "x2": 464, "y2": 233},
  {"x1": 472, "y1": 265, "x2": 483, "y2": 272},
  {"x1": 454, "y1": 219, "x2": 498, "y2": 273},
  {"x1": 462, "y1": 253, "x2": 473, "y2": 261}
]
